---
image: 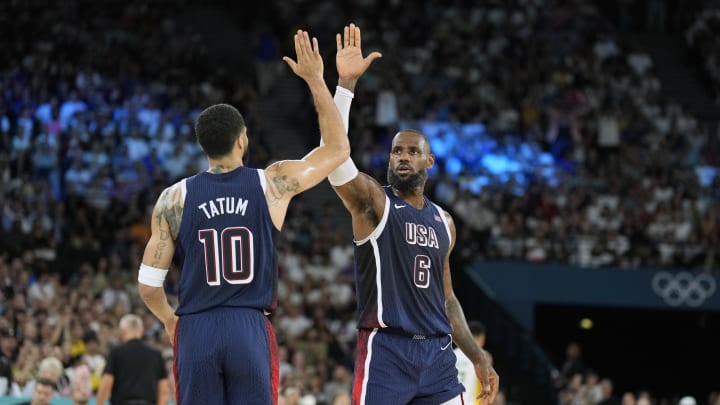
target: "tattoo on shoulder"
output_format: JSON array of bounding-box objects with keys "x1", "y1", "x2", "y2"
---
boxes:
[
  {"x1": 266, "y1": 171, "x2": 300, "y2": 206},
  {"x1": 155, "y1": 186, "x2": 184, "y2": 240}
]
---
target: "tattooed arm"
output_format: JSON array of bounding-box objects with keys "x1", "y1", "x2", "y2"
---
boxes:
[
  {"x1": 442, "y1": 210, "x2": 499, "y2": 405},
  {"x1": 263, "y1": 30, "x2": 351, "y2": 230},
  {"x1": 138, "y1": 183, "x2": 183, "y2": 343}
]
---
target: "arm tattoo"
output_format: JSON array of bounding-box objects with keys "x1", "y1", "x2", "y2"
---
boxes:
[
  {"x1": 155, "y1": 187, "x2": 184, "y2": 240},
  {"x1": 266, "y1": 174, "x2": 300, "y2": 206}
]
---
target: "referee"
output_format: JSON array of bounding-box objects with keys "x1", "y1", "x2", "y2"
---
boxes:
[{"x1": 96, "y1": 314, "x2": 169, "y2": 405}]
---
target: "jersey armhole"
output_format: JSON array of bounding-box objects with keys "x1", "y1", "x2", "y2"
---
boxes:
[
  {"x1": 257, "y1": 169, "x2": 267, "y2": 193},
  {"x1": 431, "y1": 202, "x2": 452, "y2": 246},
  {"x1": 354, "y1": 195, "x2": 390, "y2": 246},
  {"x1": 179, "y1": 178, "x2": 187, "y2": 200}
]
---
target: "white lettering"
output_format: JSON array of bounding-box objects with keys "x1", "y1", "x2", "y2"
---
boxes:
[
  {"x1": 405, "y1": 222, "x2": 439, "y2": 249},
  {"x1": 198, "y1": 197, "x2": 249, "y2": 218},
  {"x1": 198, "y1": 203, "x2": 211, "y2": 219},
  {"x1": 416, "y1": 225, "x2": 428, "y2": 246},
  {"x1": 234, "y1": 198, "x2": 248, "y2": 215},
  {"x1": 226, "y1": 197, "x2": 235, "y2": 214},
  {"x1": 405, "y1": 223, "x2": 416, "y2": 244},
  {"x1": 215, "y1": 197, "x2": 226, "y2": 214},
  {"x1": 428, "y1": 227, "x2": 438, "y2": 249},
  {"x1": 209, "y1": 200, "x2": 220, "y2": 217}
]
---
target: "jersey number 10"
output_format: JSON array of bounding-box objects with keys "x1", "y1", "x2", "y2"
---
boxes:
[{"x1": 198, "y1": 227, "x2": 254, "y2": 286}]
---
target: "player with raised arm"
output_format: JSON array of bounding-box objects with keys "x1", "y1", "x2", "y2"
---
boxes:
[
  {"x1": 137, "y1": 30, "x2": 350, "y2": 405},
  {"x1": 328, "y1": 24, "x2": 499, "y2": 405}
]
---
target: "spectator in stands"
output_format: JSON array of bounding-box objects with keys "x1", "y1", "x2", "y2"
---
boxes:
[
  {"x1": 16, "y1": 356, "x2": 66, "y2": 398},
  {"x1": 0, "y1": 328, "x2": 15, "y2": 395},
  {"x1": 16, "y1": 378, "x2": 55, "y2": 405}
]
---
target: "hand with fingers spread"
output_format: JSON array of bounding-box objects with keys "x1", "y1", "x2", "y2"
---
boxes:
[
  {"x1": 336, "y1": 22, "x2": 382, "y2": 90},
  {"x1": 283, "y1": 30, "x2": 324, "y2": 84}
]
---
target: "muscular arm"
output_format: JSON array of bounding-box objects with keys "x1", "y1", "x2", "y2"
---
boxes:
[
  {"x1": 442, "y1": 211, "x2": 498, "y2": 404},
  {"x1": 332, "y1": 173, "x2": 386, "y2": 240},
  {"x1": 442, "y1": 212, "x2": 486, "y2": 365},
  {"x1": 326, "y1": 23, "x2": 386, "y2": 241},
  {"x1": 138, "y1": 185, "x2": 182, "y2": 326},
  {"x1": 265, "y1": 31, "x2": 351, "y2": 229}
]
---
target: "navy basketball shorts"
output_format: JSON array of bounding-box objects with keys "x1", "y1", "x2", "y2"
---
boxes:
[
  {"x1": 352, "y1": 328, "x2": 465, "y2": 405},
  {"x1": 173, "y1": 307, "x2": 279, "y2": 404}
]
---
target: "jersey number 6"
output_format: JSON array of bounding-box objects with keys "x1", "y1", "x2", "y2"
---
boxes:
[
  {"x1": 199, "y1": 227, "x2": 254, "y2": 286},
  {"x1": 414, "y1": 255, "x2": 431, "y2": 288}
]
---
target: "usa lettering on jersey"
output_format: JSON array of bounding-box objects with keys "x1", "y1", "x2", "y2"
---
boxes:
[
  {"x1": 405, "y1": 222, "x2": 439, "y2": 249},
  {"x1": 198, "y1": 197, "x2": 249, "y2": 219}
]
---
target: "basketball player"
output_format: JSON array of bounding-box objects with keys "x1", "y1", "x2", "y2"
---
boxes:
[
  {"x1": 326, "y1": 24, "x2": 499, "y2": 404},
  {"x1": 137, "y1": 30, "x2": 351, "y2": 404}
]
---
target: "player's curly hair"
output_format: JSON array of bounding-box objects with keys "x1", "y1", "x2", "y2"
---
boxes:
[{"x1": 195, "y1": 103, "x2": 246, "y2": 159}]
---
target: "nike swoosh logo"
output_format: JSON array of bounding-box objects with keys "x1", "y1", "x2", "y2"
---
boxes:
[{"x1": 394, "y1": 204, "x2": 406, "y2": 209}]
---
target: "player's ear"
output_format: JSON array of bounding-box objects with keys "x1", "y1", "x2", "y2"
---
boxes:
[
  {"x1": 426, "y1": 153, "x2": 435, "y2": 170},
  {"x1": 237, "y1": 128, "x2": 247, "y2": 147}
]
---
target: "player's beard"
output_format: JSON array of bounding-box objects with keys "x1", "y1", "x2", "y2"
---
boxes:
[{"x1": 387, "y1": 167, "x2": 426, "y2": 194}]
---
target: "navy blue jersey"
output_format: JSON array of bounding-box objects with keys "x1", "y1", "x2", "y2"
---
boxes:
[
  {"x1": 175, "y1": 167, "x2": 278, "y2": 315},
  {"x1": 354, "y1": 186, "x2": 453, "y2": 335}
]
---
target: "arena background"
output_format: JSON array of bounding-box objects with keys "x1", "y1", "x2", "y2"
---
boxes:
[{"x1": 0, "y1": 0, "x2": 718, "y2": 404}]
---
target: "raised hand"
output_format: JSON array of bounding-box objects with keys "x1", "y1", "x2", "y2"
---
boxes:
[
  {"x1": 336, "y1": 23, "x2": 382, "y2": 88},
  {"x1": 283, "y1": 30, "x2": 324, "y2": 84}
]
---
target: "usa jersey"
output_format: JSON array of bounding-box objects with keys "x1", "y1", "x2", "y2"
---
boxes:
[
  {"x1": 354, "y1": 186, "x2": 453, "y2": 335},
  {"x1": 175, "y1": 167, "x2": 278, "y2": 315}
]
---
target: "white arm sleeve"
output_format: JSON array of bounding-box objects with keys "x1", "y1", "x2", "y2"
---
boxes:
[{"x1": 321, "y1": 86, "x2": 359, "y2": 186}]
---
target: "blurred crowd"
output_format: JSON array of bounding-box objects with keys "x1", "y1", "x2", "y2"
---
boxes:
[
  {"x1": 0, "y1": 0, "x2": 719, "y2": 405},
  {"x1": 286, "y1": 0, "x2": 720, "y2": 272},
  {"x1": 686, "y1": 4, "x2": 720, "y2": 106},
  {"x1": 552, "y1": 342, "x2": 720, "y2": 405}
]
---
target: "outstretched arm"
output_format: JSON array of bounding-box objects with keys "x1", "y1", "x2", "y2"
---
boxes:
[
  {"x1": 326, "y1": 23, "x2": 387, "y2": 241},
  {"x1": 138, "y1": 184, "x2": 181, "y2": 343},
  {"x1": 442, "y1": 211, "x2": 499, "y2": 405},
  {"x1": 262, "y1": 30, "x2": 351, "y2": 229}
]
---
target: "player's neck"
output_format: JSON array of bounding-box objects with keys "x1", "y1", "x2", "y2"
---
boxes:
[
  {"x1": 391, "y1": 187, "x2": 426, "y2": 209},
  {"x1": 207, "y1": 156, "x2": 244, "y2": 174}
]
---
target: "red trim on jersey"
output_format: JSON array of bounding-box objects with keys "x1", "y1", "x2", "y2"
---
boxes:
[
  {"x1": 352, "y1": 329, "x2": 371, "y2": 405},
  {"x1": 265, "y1": 318, "x2": 279, "y2": 404},
  {"x1": 173, "y1": 319, "x2": 180, "y2": 405}
]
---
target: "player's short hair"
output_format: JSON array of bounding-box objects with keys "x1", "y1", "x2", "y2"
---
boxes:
[
  {"x1": 195, "y1": 103, "x2": 246, "y2": 159},
  {"x1": 468, "y1": 320, "x2": 486, "y2": 337},
  {"x1": 395, "y1": 129, "x2": 431, "y2": 154}
]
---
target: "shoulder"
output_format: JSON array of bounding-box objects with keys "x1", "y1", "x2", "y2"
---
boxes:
[
  {"x1": 157, "y1": 179, "x2": 187, "y2": 208},
  {"x1": 441, "y1": 209, "x2": 455, "y2": 227}
]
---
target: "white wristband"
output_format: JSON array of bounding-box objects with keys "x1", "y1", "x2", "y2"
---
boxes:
[
  {"x1": 328, "y1": 157, "x2": 359, "y2": 186},
  {"x1": 138, "y1": 264, "x2": 168, "y2": 287},
  {"x1": 323, "y1": 86, "x2": 358, "y2": 186},
  {"x1": 335, "y1": 85, "x2": 354, "y2": 132}
]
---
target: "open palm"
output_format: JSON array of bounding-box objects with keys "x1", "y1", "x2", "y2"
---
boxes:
[{"x1": 336, "y1": 23, "x2": 382, "y2": 81}]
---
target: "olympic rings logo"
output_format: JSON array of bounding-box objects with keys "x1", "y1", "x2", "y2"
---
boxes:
[{"x1": 651, "y1": 271, "x2": 717, "y2": 307}]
